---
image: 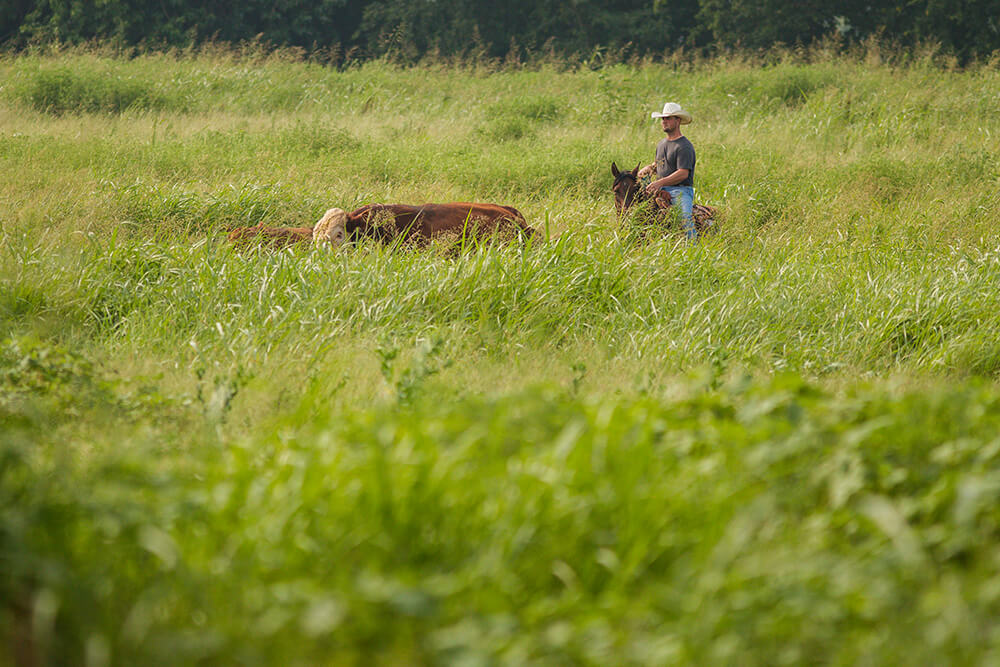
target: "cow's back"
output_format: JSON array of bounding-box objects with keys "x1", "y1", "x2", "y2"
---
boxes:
[
  {"x1": 347, "y1": 204, "x2": 423, "y2": 241},
  {"x1": 419, "y1": 203, "x2": 531, "y2": 237},
  {"x1": 346, "y1": 202, "x2": 537, "y2": 246}
]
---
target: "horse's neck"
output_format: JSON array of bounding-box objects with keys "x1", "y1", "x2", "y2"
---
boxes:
[{"x1": 631, "y1": 181, "x2": 649, "y2": 204}]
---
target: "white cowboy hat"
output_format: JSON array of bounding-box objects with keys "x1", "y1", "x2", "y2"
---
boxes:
[{"x1": 650, "y1": 102, "x2": 692, "y2": 124}]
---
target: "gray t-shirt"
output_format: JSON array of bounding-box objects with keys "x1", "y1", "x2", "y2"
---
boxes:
[{"x1": 655, "y1": 136, "x2": 696, "y2": 187}]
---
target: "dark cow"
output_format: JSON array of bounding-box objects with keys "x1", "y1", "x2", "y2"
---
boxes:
[
  {"x1": 317, "y1": 202, "x2": 538, "y2": 249},
  {"x1": 226, "y1": 224, "x2": 315, "y2": 249},
  {"x1": 227, "y1": 209, "x2": 350, "y2": 249}
]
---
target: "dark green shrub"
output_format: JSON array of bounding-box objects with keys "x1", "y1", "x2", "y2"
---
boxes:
[
  {"x1": 708, "y1": 64, "x2": 839, "y2": 110},
  {"x1": 12, "y1": 65, "x2": 166, "y2": 114},
  {"x1": 488, "y1": 96, "x2": 562, "y2": 122}
]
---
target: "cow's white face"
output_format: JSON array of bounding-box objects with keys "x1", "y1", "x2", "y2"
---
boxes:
[{"x1": 313, "y1": 208, "x2": 348, "y2": 248}]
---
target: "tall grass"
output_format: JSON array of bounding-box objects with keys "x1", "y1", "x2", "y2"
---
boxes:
[
  {"x1": 3, "y1": 45, "x2": 1000, "y2": 663},
  {"x1": 6, "y1": 227, "x2": 1000, "y2": 386}
]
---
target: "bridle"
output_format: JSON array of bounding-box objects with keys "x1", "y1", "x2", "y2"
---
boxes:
[
  {"x1": 614, "y1": 170, "x2": 662, "y2": 215},
  {"x1": 612, "y1": 171, "x2": 641, "y2": 213}
]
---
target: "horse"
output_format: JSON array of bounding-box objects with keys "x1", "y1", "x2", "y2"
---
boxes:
[{"x1": 611, "y1": 161, "x2": 717, "y2": 236}]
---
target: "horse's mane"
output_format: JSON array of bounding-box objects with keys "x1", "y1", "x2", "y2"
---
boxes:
[{"x1": 613, "y1": 169, "x2": 639, "y2": 189}]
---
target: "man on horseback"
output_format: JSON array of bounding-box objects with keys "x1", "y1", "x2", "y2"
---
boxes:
[{"x1": 638, "y1": 102, "x2": 698, "y2": 241}]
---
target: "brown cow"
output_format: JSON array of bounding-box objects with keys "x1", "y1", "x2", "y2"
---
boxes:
[{"x1": 318, "y1": 202, "x2": 538, "y2": 249}]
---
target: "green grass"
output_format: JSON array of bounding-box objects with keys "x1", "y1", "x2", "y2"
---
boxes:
[{"x1": 2, "y1": 44, "x2": 1000, "y2": 663}]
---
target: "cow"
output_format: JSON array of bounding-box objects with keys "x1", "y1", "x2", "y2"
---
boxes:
[
  {"x1": 226, "y1": 224, "x2": 314, "y2": 249},
  {"x1": 317, "y1": 202, "x2": 538, "y2": 249},
  {"x1": 227, "y1": 208, "x2": 349, "y2": 249}
]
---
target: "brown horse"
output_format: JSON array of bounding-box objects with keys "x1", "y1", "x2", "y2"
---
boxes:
[{"x1": 611, "y1": 161, "x2": 717, "y2": 235}]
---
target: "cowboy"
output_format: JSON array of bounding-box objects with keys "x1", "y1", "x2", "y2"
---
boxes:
[{"x1": 638, "y1": 102, "x2": 698, "y2": 241}]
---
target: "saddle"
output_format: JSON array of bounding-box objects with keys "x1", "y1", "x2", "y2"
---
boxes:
[
  {"x1": 652, "y1": 188, "x2": 672, "y2": 211},
  {"x1": 641, "y1": 178, "x2": 717, "y2": 231}
]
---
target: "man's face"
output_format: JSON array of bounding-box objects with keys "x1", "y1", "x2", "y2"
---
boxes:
[{"x1": 660, "y1": 115, "x2": 680, "y2": 133}]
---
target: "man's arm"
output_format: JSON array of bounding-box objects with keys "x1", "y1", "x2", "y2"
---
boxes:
[
  {"x1": 645, "y1": 169, "x2": 689, "y2": 193},
  {"x1": 637, "y1": 163, "x2": 656, "y2": 178}
]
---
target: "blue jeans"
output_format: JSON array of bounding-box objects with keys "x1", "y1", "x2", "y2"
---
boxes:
[{"x1": 661, "y1": 186, "x2": 696, "y2": 241}]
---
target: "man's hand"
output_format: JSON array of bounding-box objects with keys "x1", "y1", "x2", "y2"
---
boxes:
[
  {"x1": 637, "y1": 164, "x2": 654, "y2": 178},
  {"x1": 645, "y1": 168, "x2": 689, "y2": 195}
]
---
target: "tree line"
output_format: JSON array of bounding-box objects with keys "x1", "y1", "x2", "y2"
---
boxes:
[{"x1": 4, "y1": 0, "x2": 999, "y2": 63}]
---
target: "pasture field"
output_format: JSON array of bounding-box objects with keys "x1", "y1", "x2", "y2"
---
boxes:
[{"x1": 2, "y1": 44, "x2": 1000, "y2": 663}]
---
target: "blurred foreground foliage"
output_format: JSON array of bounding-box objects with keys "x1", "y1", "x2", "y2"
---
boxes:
[{"x1": 5, "y1": 336, "x2": 1000, "y2": 664}]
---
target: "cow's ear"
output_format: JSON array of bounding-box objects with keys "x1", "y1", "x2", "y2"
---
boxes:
[
  {"x1": 632, "y1": 163, "x2": 641, "y2": 177},
  {"x1": 611, "y1": 161, "x2": 619, "y2": 177}
]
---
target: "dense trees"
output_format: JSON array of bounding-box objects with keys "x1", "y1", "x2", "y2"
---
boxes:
[
  {"x1": 4, "y1": 0, "x2": 363, "y2": 51},
  {"x1": 3, "y1": 0, "x2": 999, "y2": 61}
]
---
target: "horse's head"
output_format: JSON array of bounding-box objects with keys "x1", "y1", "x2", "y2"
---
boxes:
[{"x1": 611, "y1": 161, "x2": 642, "y2": 214}]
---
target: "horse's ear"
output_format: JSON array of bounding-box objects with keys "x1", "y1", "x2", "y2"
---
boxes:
[
  {"x1": 632, "y1": 163, "x2": 641, "y2": 177},
  {"x1": 611, "y1": 161, "x2": 620, "y2": 177}
]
